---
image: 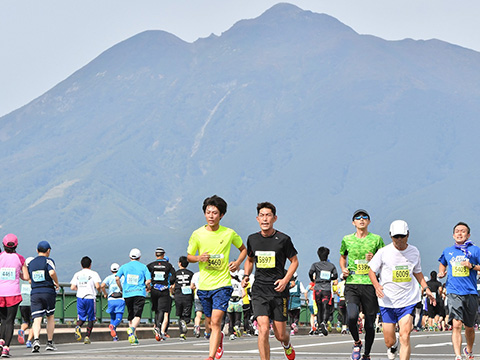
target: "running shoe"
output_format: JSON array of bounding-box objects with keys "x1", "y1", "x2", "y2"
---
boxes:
[
  {"x1": 74, "y1": 325, "x2": 82, "y2": 341},
  {"x1": 113, "y1": 336, "x2": 119, "y2": 342},
  {"x1": 17, "y1": 329, "x2": 25, "y2": 345},
  {"x1": 463, "y1": 347, "x2": 474, "y2": 360},
  {"x1": 351, "y1": 341, "x2": 362, "y2": 360},
  {"x1": 180, "y1": 334, "x2": 187, "y2": 341},
  {"x1": 0, "y1": 339, "x2": 4, "y2": 351},
  {"x1": 283, "y1": 343, "x2": 295, "y2": 360},
  {"x1": 109, "y1": 324, "x2": 117, "y2": 337},
  {"x1": 215, "y1": 332, "x2": 224, "y2": 359},
  {"x1": 387, "y1": 334, "x2": 399, "y2": 360},
  {"x1": 361, "y1": 356, "x2": 370, "y2": 360},
  {"x1": 153, "y1": 327, "x2": 162, "y2": 341},
  {"x1": 234, "y1": 325, "x2": 242, "y2": 337},
  {"x1": 45, "y1": 342, "x2": 57, "y2": 351},
  {"x1": 131, "y1": 338, "x2": 139, "y2": 346},
  {"x1": 84, "y1": 336, "x2": 91, "y2": 344},
  {"x1": 32, "y1": 339, "x2": 40, "y2": 353},
  {"x1": 229, "y1": 334, "x2": 236, "y2": 340},
  {"x1": 1, "y1": 347, "x2": 10, "y2": 358},
  {"x1": 319, "y1": 322, "x2": 328, "y2": 336},
  {"x1": 26, "y1": 340, "x2": 32, "y2": 348},
  {"x1": 180, "y1": 319, "x2": 188, "y2": 334},
  {"x1": 455, "y1": 356, "x2": 462, "y2": 360},
  {"x1": 127, "y1": 327, "x2": 137, "y2": 344},
  {"x1": 194, "y1": 325, "x2": 200, "y2": 338},
  {"x1": 291, "y1": 323, "x2": 298, "y2": 334},
  {"x1": 204, "y1": 332, "x2": 211, "y2": 340},
  {"x1": 308, "y1": 328, "x2": 315, "y2": 335}
]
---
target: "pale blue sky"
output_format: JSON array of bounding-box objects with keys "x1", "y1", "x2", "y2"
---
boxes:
[{"x1": 1, "y1": 0, "x2": 479, "y2": 117}]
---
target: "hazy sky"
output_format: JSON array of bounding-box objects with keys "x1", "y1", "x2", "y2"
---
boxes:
[{"x1": 1, "y1": 0, "x2": 479, "y2": 117}]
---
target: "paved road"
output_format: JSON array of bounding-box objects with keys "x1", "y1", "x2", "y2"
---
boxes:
[{"x1": 8, "y1": 331, "x2": 469, "y2": 359}]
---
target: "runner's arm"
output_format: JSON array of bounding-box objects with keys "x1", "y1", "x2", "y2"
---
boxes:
[
  {"x1": 229, "y1": 243, "x2": 247, "y2": 272},
  {"x1": 241, "y1": 256, "x2": 254, "y2": 288}
]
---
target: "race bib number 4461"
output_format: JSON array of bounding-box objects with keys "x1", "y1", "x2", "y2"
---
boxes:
[{"x1": 256, "y1": 251, "x2": 275, "y2": 269}]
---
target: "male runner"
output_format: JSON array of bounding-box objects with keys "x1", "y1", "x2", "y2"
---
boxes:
[
  {"x1": 147, "y1": 247, "x2": 176, "y2": 341},
  {"x1": 438, "y1": 222, "x2": 480, "y2": 360},
  {"x1": 369, "y1": 220, "x2": 435, "y2": 360},
  {"x1": 101, "y1": 263, "x2": 125, "y2": 341},
  {"x1": 28, "y1": 241, "x2": 59, "y2": 353},
  {"x1": 340, "y1": 209, "x2": 385, "y2": 360},
  {"x1": 116, "y1": 248, "x2": 151, "y2": 345},
  {"x1": 70, "y1": 256, "x2": 101, "y2": 344},
  {"x1": 241, "y1": 202, "x2": 298, "y2": 360},
  {"x1": 187, "y1": 195, "x2": 247, "y2": 360},
  {"x1": 173, "y1": 256, "x2": 194, "y2": 340}
]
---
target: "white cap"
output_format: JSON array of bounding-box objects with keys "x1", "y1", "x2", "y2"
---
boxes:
[
  {"x1": 25, "y1": 256, "x2": 35, "y2": 267},
  {"x1": 110, "y1": 262, "x2": 120, "y2": 272},
  {"x1": 390, "y1": 220, "x2": 409, "y2": 236},
  {"x1": 129, "y1": 248, "x2": 141, "y2": 259}
]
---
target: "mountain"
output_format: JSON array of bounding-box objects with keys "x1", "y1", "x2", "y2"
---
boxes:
[{"x1": 1, "y1": 3, "x2": 480, "y2": 282}]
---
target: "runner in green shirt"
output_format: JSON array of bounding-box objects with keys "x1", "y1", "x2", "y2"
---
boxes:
[
  {"x1": 339, "y1": 209, "x2": 385, "y2": 360},
  {"x1": 187, "y1": 195, "x2": 247, "y2": 360}
]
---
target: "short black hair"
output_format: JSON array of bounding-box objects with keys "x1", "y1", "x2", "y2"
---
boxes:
[
  {"x1": 453, "y1": 222, "x2": 471, "y2": 234},
  {"x1": 317, "y1": 246, "x2": 330, "y2": 261},
  {"x1": 178, "y1": 256, "x2": 189, "y2": 268},
  {"x1": 81, "y1": 256, "x2": 92, "y2": 268},
  {"x1": 430, "y1": 270, "x2": 437, "y2": 281},
  {"x1": 3, "y1": 245, "x2": 16, "y2": 253},
  {"x1": 203, "y1": 195, "x2": 227, "y2": 215},
  {"x1": 256, "y1": 202, "x2": 276, "y2": 216}
]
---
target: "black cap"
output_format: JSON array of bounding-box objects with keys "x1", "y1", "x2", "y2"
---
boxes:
[
  {"x1": 352, "y1": 209, "x2": 370, "y2": 220},
  {"x1": 155, "y1": 247, "x2": 165, "y2": 253}
]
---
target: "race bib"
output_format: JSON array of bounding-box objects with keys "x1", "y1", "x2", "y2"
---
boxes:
[
  {"x1": 452, "y1": 262, "x2": 469, "y2": 277},
  {"x1": 355, "y1": 259, "x2": 369, "y2": 275},
  {"x1": 21, "y1": 283, "x2": 32, "y2": 294},
  {"x1": 206, "y1": 254, "x2": 224, "y2": 270},
  {"x1": 126, "y1": 274, "x2": 139, "y2": 285},
  {"x1": 78, "y1": 274, "x2": 89, "y2": 286},
  {"x1": 0, "y1": 267, "x2": 15, "y2": 281},
  {"x1": 154, "y1": 271, "x2": 165, "y2": 281},
  {"x1": 392, "y1": 265, "x2": 412, "y2": 283},
  {"x1": 320, "y1": 270, "x2": 331, "y2": 280},
  {"x1": 256, "y1": 251, "x2": 275, "y2": 269},
  {"x1": 32, "y1": 270, "x2": 45, "y2": 282},
  {"x1": 181, "y1": 286, "x2": 192, "y2": 295}
]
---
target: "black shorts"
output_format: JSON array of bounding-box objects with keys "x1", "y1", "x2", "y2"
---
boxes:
[
  {"x1": 151, "y1": 290, "x2": 172, "y2": 313},
  {"x1": 31, "y1": 292, "x2": 56, "y2": 319},
  {"x1": 125, "y1": 296, "x2": 146, "y2": 320},
  {"x1": 427, "y1": 301, "x2": 444, "y2": 318},
  {"x1": 251, "y1": 284, "x2": 288, "y2": 322},
  {"x1": 345, "y1": 284, "x2": 378, "y2": 317},
  {"x1": 20, "y1": 305, "x2": 32, "y2": 325},
  {"x1": 175, "y1": 297, "x2": 193, "y2": 320}
]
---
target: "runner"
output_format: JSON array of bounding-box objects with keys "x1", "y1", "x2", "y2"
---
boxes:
[
  {"x1": 173, "y1": 256, "x2": 194, "y2": 340},
  {"x1": 438, "y1": 222, "x2": 480, "y2": 360},
  {"x1": 0, "y1": 234, "x2": 29, "y2": 358},
  {"x1": 187, "y1": 195, "x2": 247, "y2": 360},
  {"x1": 241, "y1": 202, "x2": 298, "y2": 360},
  {"x1": 191, "y1": 271, "x2": 210, "y2": 339},
  {"x1": 18, "y1": 271, "x2": 35, "y2": 348},
  {"x1": 101, "y1": 262, "x2": 125, "y2": 341},
  {"x1": 227, "y1": 270, "x2": 244, "y2": 340},
  {"x1": 70, "y1": 256, "x2": 102, "y2": 344},
  {"x1": 368, "y1": 220, "x2": 436, "y2": 360},
  {"x1": 340, "y1": 209, "x2": 385, "y2": 360},
  {"x1": 147, "y1": 247, "x2": 176, "y2": 341},
  {"x1": 287, "y1": 273, "x2": 305, "y2": 336},
  {"x1": 309, "y1": 246, "x2": 338, "y2": 336},
  {"x1": 28, "y1": 240, "x2": 59, "y2": 353},
  {"x1": 115, "y1": 248, "x2": 151, "y2": 346},
  {"x1": 426, "y1": 271, "x2": 444, "y2": 330}
]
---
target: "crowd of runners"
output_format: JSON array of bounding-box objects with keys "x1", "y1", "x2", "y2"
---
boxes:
[{"x1": 1, "y1": 195, "x2": 480, "y2": 360}]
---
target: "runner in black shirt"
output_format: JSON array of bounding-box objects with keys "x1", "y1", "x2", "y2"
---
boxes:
[
  {"x1": 173, "y1": 256, "x2": 194, "y2": 340},
  {"x1": 147, "y1": 247, "x2": 176, "y2": 341},
  {"x1": 241, "y1": 202, "x2": 298, "y2": 360}
]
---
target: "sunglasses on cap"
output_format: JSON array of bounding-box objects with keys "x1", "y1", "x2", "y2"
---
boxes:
[{"x1": 354, "y1": 215, "x2": 369, "y2": 220}]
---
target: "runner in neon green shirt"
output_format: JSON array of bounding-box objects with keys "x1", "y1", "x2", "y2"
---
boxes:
[
  {"x1": 187, "y1": 195, "x2": 247, "y2": 360},
  {"x1": 339, "y1": 209, "x2": 384, "y2": 360}
]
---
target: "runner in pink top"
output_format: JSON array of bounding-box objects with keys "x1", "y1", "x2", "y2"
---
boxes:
[{"x1": 0, "y1": 234, "x2": 29, "y2": 357}]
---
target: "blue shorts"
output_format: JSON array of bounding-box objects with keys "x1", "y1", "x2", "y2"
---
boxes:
[
  {"x1": 107, "y1": 298, "x2": 126, "y2": 314},
  {"x1": 380, "y1": 304, "x2": 416, "y2": 324},
  {"x1": 77, "y1": 298, "x2": 96, "y2": 321},
  {"x1": 197, "y1": 287, "x2": 233, "y2": 318},
  {"x1": 31, "y1": 292, "x2": 56, "y2": 319}
]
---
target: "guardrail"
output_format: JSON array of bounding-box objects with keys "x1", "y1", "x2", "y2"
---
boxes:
[{"x1": 18, "y1": 283, "x2": 339, "y2": 326}]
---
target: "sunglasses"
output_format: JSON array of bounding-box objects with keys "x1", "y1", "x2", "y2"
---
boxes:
[
  {"x1": 392, "y1": 234, "x2": 407, "y2": 239},
  {"x1": 354, "y1": 215, "x2": 369, "y2": 220}
]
